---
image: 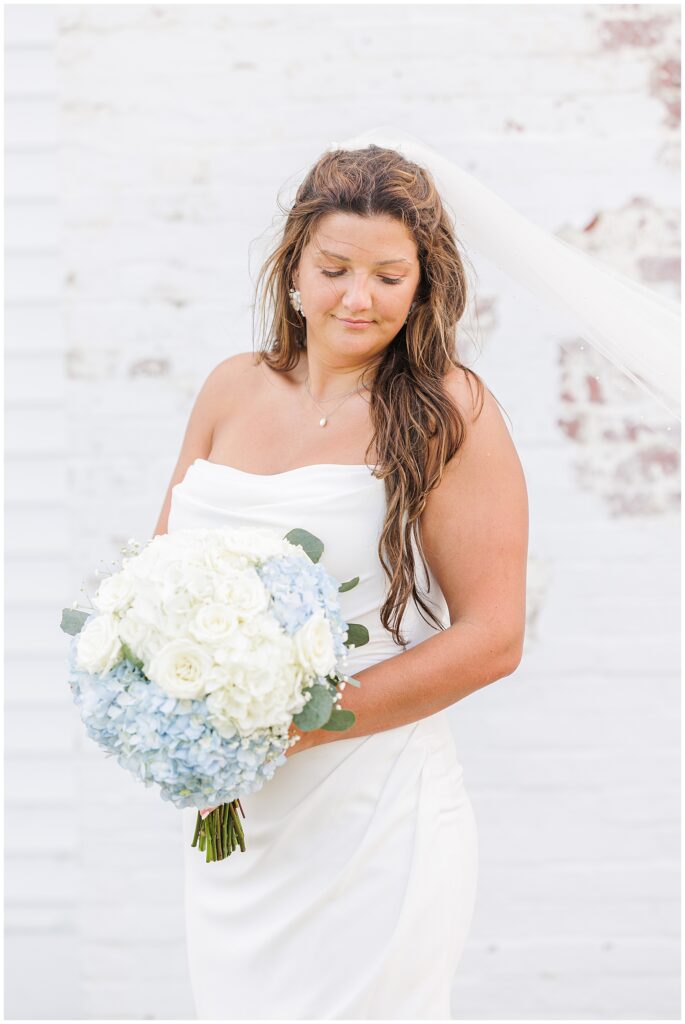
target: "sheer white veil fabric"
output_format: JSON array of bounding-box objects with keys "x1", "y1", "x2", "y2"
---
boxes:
[{"x1": 325, "y1": 126, "x2": 681, "y2": 421}]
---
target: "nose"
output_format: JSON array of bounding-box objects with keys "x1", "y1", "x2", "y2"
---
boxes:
[{"x1": 340, "y1": 273, "x2": 373, "y2": 316}]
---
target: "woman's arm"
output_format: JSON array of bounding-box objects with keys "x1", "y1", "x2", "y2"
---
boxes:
[{"x1": 289, "y1": 372, "x2": 529, "y2": 754}]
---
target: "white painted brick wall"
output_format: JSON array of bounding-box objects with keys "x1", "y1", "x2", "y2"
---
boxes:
[
  {"x1": 5, "y1": 5, "x2": 679, "y2": 1019},
  {"x1": 4, "y1": 5, "x2": 83, "y2": 1020}
]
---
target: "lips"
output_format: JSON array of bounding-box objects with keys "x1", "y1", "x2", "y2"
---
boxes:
[{"x1": 338, "y1": 317, "x2": 373, "y2": 324}]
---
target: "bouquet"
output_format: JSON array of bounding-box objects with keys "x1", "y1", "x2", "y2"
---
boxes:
[{"x1": 60, "y1": 525, "x2": 368, "y2": 862}]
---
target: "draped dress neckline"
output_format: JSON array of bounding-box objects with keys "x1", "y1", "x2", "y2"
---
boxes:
[{"x1": 194, "y1": 457, "x2": 382, "y2": 480}]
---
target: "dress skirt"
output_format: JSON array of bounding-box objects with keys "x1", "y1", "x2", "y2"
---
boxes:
[{"x1": 180, "y1": 710, "x2": 478, "y2": 1020}]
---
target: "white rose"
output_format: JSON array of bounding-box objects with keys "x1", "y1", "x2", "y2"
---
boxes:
[
  {"x1": 213, "y1": 569, "x2": 270, "y2": 621},
  {"x1": 76, "y1": 614, "x2": 123, "y2": 675},
  {"x1": 147, "y1": 639, "x2": 212, "y2": 699},
  {"x1": 189, "y1": 602, "x2": 239, "y2": 646},
  {"x1": 93, "y1": 571, "x2": 135, "y2": 615},
  {"x1": 293, "y1": 611, "x2": 337, "y2": 678}
]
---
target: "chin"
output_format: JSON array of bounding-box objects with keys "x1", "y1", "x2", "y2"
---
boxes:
[{"x1": 334, "y1": 333, "x2": 383, "y2": 349}]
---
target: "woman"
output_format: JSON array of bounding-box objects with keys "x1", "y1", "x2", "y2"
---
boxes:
[{"x1": 154, "y1": 144, "x2": 528, "y2": 1019}]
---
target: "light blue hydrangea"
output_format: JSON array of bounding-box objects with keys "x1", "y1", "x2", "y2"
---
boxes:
[
  {"x1": 67, "y1": 633, "x2": 288, "y2": 810},
  {"x1": 257, "y1": 554, "x2": 349, "y2": 663}
]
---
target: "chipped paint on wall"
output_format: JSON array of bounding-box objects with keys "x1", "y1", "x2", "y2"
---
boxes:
[
  {"x1": 591, "y1": 5, "x2": 681, "y2": 130},
  {"x1": 554, "y1": 190, "x2": 680, "y2": 518},
  {"x1": 557, "y1": 339, "x2": 679, "y2": 517},
  {"x1": 128, "y1": 358, "x2": 170, "y2": 377},
  {"x1": 566, "y1": 196, "x2": 680, "y2": 287}
]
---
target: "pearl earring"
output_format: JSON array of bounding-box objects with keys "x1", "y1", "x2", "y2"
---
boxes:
[{"x1": 289, "y1": 287, "x2": 305, "y2": 317}]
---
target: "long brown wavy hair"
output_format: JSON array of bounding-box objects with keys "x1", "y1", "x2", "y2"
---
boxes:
[{"x1": 252, "y1": 144, "x2": 489, "y2": 647}]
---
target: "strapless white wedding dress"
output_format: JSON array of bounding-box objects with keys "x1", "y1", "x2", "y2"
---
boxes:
[{"x1": 168, "y1": 458, "x2": 479, "y2": 1020}]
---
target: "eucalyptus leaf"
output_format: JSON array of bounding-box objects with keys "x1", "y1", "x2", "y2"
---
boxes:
[
  {"x1": 120, "y1": 643, "x2": 144, "y2": 670},
  {"x1": 292, "y1": 683, "x2": 334, "y2": 731},
  {"x1": 283, "y1": 528, "x2": 324, "y2": 564},
  {"x1": 338, "y1": 576, "x2": 359, "y2": 593},
  {"x1": 344, "y1": 623, "x2": 369, "y2": 649},
  {"x1": 321, "y1": 708, "x2": 356, "y2": 731},
  {"x1": 60, "y1": 608, "x2": 89, "y2": 636}
]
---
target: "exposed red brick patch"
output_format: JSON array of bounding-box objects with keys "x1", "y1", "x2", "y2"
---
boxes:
[
  {"x1": 592, "y1": 7, "x2": 680, "y2": 129},
  {"x1": 557, "y1": 413, "x2": 582, "y2": 441},
  {"x1": 557, "y1": 196, "x2": 679, "y2": 293},
  {"x1": 557, "y1": 341, "x2": 680, "y2": 518},
  {"x1": 586, "y1": 375, "x2": 605, "y2": 404},
  {"x1": 637, "y1": 445, "x2": 680, "y2": 476},
  {"x1": 650, "y1": 56, "x2": 681, "y2": 129},
  {"x1": 637, "y1": 255, "x2": 681, "y2": 282},
  {"x1": 598, "y1": 14, "x2": 670, "y2": 51}
]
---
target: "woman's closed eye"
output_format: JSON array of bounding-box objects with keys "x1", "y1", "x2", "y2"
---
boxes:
[{"x1": 321, "y1": 270, "x2": 403, "y2": 286}]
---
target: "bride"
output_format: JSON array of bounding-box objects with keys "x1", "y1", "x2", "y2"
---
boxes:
[{"x1": 155, "y1": 140, "x2": 528, "y2": 1019}]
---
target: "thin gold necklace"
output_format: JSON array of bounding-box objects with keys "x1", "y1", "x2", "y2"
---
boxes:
[{"x1": 303, "y1": 374, "x2": 369, "y2": 427}]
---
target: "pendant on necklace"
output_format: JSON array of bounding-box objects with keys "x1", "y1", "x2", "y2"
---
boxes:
[{"x1": 319, "y1": 417, "x2": 327, "y2": 427}]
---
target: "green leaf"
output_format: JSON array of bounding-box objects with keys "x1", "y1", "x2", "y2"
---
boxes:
[
  {"x1": 284, "y1": 528, "x2": 324, "y2": 564},
  {"x1": 120, "y1": 643, "x2": 144, "y2": 670},
  {"x1": 321, "y1": 708, "x2": 356, "y2": 731},
  {"x1": 60, "y1": 608, "x2": 89, "y2": 636},
  {"x1": 344, "y1": 623, "x2": 369, "y2": 649},
  {"x1": 292, "y1": 683, "x2": 333, "y2": 731},
  {"x1": 338, "y1": 576, "x2": 360, "y2": 593}
]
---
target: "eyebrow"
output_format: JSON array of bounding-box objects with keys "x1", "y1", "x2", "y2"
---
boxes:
[{"x1": 317, "y1": 248, "x2": 411, "y2": 268}]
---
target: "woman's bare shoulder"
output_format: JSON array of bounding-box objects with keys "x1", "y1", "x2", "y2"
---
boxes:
[
  {"x1": 201, "y1": 351, "x2": 260, "y2": 402},
  {"x1": 214, "y1": 349, "x2": 303, "y2": 395},
  {"x1": 442, "y1": 364, "x2": 489, "y2": 425},
  {"x1": 211, "y1": 350, "x2": 260, "y2": 382}
]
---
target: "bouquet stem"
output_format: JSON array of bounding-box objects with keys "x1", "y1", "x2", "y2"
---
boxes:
[{"x1": 191, "y1": 800, "x2": 247, "y2": 862}]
